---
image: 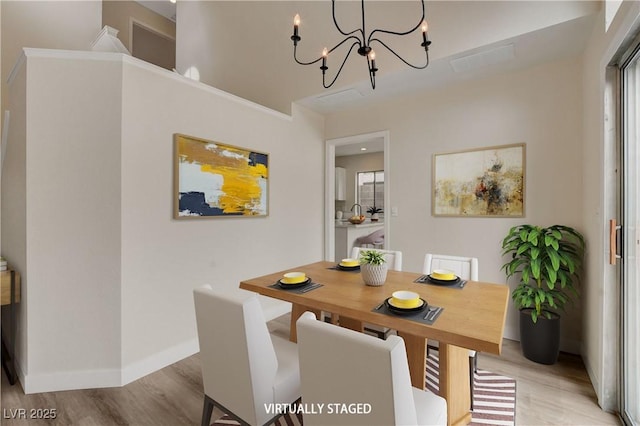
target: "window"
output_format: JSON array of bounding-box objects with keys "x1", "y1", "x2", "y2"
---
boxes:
[{"x1": 357, "y1": 171, "x2": 384, "y2": 210}]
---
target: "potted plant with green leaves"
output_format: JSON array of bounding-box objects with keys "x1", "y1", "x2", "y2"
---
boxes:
[
  {"x1": 359, "y1": 250, "x2": 388, "y2": 286},
  {"x1": 366, "y1": 206, "x2": 383, "y2": 222},
  {"x1": 501, "y1": 224, "x2": 585, "y2": 364}
]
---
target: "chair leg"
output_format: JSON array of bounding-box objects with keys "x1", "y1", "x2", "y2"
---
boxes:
[{"x1": 202, "y1": 395, "x2": 215, "y2": 426}]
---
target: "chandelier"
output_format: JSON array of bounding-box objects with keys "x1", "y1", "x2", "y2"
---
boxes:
[{"x1": 290, "y1": 0, "x2": 432, "y2": 90}]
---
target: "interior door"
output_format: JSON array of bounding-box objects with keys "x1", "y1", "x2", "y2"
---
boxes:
[{"x1": 620, "y1": 38, "x2": 640, "y2": 426}]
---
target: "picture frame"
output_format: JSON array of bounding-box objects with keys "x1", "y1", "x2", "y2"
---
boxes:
[
  {"x1": 174, "y1": 133, "x2": 269, "y2": 218},
  {"x1": 432, "y1": 143, "x2": 525, "y2": 217}
]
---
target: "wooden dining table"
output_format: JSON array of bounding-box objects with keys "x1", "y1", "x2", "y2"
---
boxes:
[{"x1": 240, "y1": 261, "x2": 509, "y2": 426}]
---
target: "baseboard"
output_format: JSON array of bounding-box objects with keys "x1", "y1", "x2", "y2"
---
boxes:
[
  {"x1": 582, "y1": 352, "x2": 601, "y2": 402},
  {"x1": 120, "y1": 338, "x2": 199, "y2": 386},
  {"x1": 22, "y1": 366, "x2": 121, "y2": 394},
  {"x1": 503, "y1": 328, "x2": 581, "y2": 355},
  {"x1": 19, "y1": 339, "x2": 199, "y2": 393},
  {"x1": 560, "y1": 337, "x2": 581, "y2": 355},
  {"x1": 582, "y1": 351, "x2": 617, "y2": 413}
]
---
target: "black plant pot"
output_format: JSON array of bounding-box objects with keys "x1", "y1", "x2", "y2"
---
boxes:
[{"x1": 519, "y1": 308, "x2": 561, "y2": 365}]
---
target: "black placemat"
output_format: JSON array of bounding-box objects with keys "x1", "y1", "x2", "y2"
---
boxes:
[
  {"x1": 414, "y1": 275, "x2": 467, "y2": 289},
  {"x1": 327, "y1": 265, "x2": 361, "y2": 273},
  {"x1": 268, "y1": 282, "x2": 324, "y2": 294},
  {"x1": 371, "y1": 299, "x2": 443, "y2": 325}
]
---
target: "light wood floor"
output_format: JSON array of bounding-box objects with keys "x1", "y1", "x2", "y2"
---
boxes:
[{"x1": 0, "y1": 317, "x2": 620, "y2": 426}]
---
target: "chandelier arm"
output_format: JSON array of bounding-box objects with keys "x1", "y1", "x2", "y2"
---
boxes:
[
  {"x1": 293, "y1": 45, "x2": 323, "y2": 66},
  {"x1": 370, "y1": 38, "x2": 429, "y2": 70},
  {"x1": 332, "y1": 0, "x2": 365, "y2": 40},
  {"x1": 366, "y1": 0, "x2": 425, "y2": 44},
  {"x1": 323, "y1": 41, "x2": 361, "y2": 88},
  {"x1": 294, "y1": 35, "x2": 362, "y2": 66},
  {"x1": 327, "y1": 35, "x2": 363, "y2": 56}
]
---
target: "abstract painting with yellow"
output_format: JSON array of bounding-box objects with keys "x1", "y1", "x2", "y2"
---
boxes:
[{"x1": 174, "y1": 134, "x2": 268, "y2": 218}]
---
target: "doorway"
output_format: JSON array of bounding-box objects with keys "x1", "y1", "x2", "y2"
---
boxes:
[
  {"x1": 325, "y1": 131, "x2": 390, "y2": 261},
  {"x1": 130, "y1": 20, "x2": 176, "y2": 71}
]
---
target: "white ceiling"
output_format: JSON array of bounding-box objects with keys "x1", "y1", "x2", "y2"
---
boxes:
[
  {"x1": 297, "y1": 12, "x2": 597, "y2": 114},
  {"x1": 135, "y1": 0, "x2": 176, "y2": 22},
  {"x1": 335, "y1": 137, "x2": 385, "y2": 157},
  {"x1": 143, "y1": 1, "x2": 600, "y2": 115}
]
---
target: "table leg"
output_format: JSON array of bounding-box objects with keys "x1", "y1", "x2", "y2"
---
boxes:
[
  {"x1": 397, "y1": 332, "x2": 426, "y2": 390},
  {"x1": 440, "y1": 343, "x2": 472, "y2": 426},
  {"x1": 337, "y1": 316, "x2": 363, "y2": 332},
  {"x1": 289, "y1": 304, "x2": 321, "y2": 343}
]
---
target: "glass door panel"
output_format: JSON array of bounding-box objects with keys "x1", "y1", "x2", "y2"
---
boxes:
[{"x1": 622, "y1": 41, "x2": 640, "y2": 426}]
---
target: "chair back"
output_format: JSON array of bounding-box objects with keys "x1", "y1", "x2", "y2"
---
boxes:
[
  {"x1": 193, "y1": 285, "x2": 278, "y2": 425},
  {"x1": 423, "y1": 253, "x2": 479, "y2": 281},
  {"x1": 296, "y1": 312, "x2": 417, "y2": 425},
  {"x1": 355, "y1": 228, "x2": 385, "y2": 247},
  {"x1": 351, "y1": 247, "x2": 403, "y2": 271}
]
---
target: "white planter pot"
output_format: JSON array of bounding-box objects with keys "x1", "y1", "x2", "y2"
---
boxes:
[
  {"x1": 361, "y1": 264, "x2": 388, "y2": 286},
  {"x1": 371, "y1": 213, "x2": 379, "y2": 222}
]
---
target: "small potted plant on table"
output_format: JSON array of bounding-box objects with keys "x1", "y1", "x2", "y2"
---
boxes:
[
  {"x1": 359, "y1": 250, "x2": 388, "y2": 286},
  {"x1": 501, "y1": 224, "x2": 585, "y2": 364}
]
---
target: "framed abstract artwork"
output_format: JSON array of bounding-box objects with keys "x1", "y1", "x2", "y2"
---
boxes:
[
  {"x1": 432, "y1": 143, "x2": 525, "y2": 217},
  {"x1": 174, "y1": 134, "x2": 269, "y2": 218}
]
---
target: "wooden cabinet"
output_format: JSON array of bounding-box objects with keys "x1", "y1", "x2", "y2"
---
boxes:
[
  {"x1": 1, "y1": 269, "x2": 21, "y2": 305},
  {"x1": 335, "y1": 167, "x2": 346, "y2": 201},
  {"x1": 1, "y1": 268, "x2": 20, "y2": 385}
]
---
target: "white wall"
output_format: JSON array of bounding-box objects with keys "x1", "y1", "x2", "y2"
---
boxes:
[
  {"x1": 25, "y1": 51, "x2": 124, "y2": 392},
  {"x1": 119, "y1": 58, "x2": 325, "y2": 379},
  {"x1": 3, "y1": 49, "x2": 324, "y2": 393},
  {"x1": 0, "y1": 1, "x2": 101, "y2": 136},
  {"x1": 325, "y1": 56, "x2": 585, "y2": 351},
  {"x1": 2, "y1": 47, "x2": 27, "y2": 382}
]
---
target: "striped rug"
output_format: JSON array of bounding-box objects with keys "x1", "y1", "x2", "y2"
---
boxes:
[
  {"x1": 426, "y1": 352, "x2": 516, "y2": 426},
  {"x1": 213, "y1": 353, "x2": 516, "y2": 426},
  {"x1": 212, "y1": 410, "x2": 303, "y2": 426}
]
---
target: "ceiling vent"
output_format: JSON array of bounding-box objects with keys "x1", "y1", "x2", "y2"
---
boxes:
[{"x1": 450, "y1": 44, "x2": 515, "y2": 73}]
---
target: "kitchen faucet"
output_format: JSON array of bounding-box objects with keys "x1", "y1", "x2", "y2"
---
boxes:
[{"x1": 350, "y1": 203, "x2": 362, "y2": 216}]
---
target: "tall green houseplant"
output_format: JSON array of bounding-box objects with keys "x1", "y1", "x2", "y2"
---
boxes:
[
  {"x1": 501, "y1": 224, "x2": 586, "y2": 364},
  {"x1": 502, "y1": 224, "x2": 585, "y2": 320}
]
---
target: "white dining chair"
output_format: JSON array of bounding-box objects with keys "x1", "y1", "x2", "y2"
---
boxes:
[
  {"x1": 354, "y1": 228, "x2": 385, "y2": 248},
  {"x1": 296, "y1": 311, "x2": 447, "y2": 426},
  {"x1": 257, "y1": 296, "x2": 291, "y2": 322},
  {"x1": 193, "y1": 285, "x2": 301, "y2": 426},
  {"x1": 423, "y1": 253, "x2": 479, "y2": 410}
]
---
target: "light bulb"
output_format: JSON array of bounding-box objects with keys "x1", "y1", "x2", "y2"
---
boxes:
[
  {"x1": 322, "y1": 47, "x2": 328, "y2": 57},
  {"x1": 421, "y1": 20, "x2": 428, "y2": 33},
  {"x1": 294, "y1": 14, "x2": 300, "y2": 26},
  {"x1": 369, "y1": 51, "x2": 376, "y2": 61}
]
